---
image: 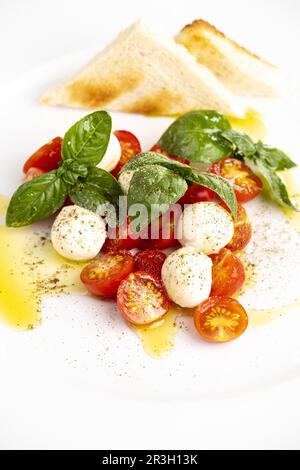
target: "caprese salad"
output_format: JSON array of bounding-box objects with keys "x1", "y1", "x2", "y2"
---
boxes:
[{"x1": 6, "y1": 110, "x2": 298, "y2": 344}]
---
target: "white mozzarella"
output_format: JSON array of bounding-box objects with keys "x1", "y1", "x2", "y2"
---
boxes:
[
  {"x1": 118, "y1": 170, "x2": 135, "y2": 194},
  {"x1": 97, "y1": 132, "x2": 121, "y2": 172},
  {"x1": 51, "y1": 205, "x2": 106, "y2": 261},
  {"x1": 161, "y1": 246, "x2": 212, "y2": 308},
  {"x1": 177, "y1": 201, "x2": 234, "y2": 254}
]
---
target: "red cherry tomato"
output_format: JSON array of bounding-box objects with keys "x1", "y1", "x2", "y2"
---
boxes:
[
  {"x1": 150, "y1": 144, "x2": 190, "y2": 166},
  {"x1": 134, "y1": 250, "x2": 167, "y2": 278},
  {"x1": 117, "y1": 271, "x2": 169, "y2": 326},
  {"x1": 111, "y1": 130, "x2": 142, "y2": 177},
  {"x1": 226, "y1": 204, "x2": 252, "y2": 252},
  {"x1": 80, "y1": 251, "x2": 134, "y2": 298},
  {"x1": 211, "y1": 158, "x2": 263, "y2": 203},
  {"x1": 210, "y1": 248, "x2": 245, "y2": 297},
  {"x1": 23, "y1": 167, "x2": 45, "y2": 182},
  {"x1": 179, "y1": 183, "x2": 216, "y2": 205},
  {"x1": 63, "y1": 197, "x2": 74, "y2": 207},
  {"x1": 23, "y1": 137, "x2": 62, "y2": 173},
  {"x1": 140, "y1": 211, "x2": 178, "y2": 250},
  {"x1": 194, "y1": 296, "x2": 248, "y2": 343},
  {"x1": 102, "y1": 218, "x2": 140, "y2": 252}
]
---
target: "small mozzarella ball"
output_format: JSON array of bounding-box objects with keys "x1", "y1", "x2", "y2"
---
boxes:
[
  {"x1": 161, "y1": 246, "x2": 212, "y2": 308},
  {"x1": 118, "y1": 170, "x2": 135, "y2": 194},
  {"x1": 51, "y1": 205, "x2": 106, "y2": 261},
  {"x1": 97, "y1": 132, "x2": 121, "y2": 172},
  {"x1": 177, "y1": 202, "x2": 234, "y2": 254}
]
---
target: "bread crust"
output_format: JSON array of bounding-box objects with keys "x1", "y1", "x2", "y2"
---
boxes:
[{"x1": 178, "y1": 19, "x2": 276, "y2": 68}]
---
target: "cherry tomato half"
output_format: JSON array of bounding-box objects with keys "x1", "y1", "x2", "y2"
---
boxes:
[
  {"x1": 134, "y1": 250, "x2": 167, "y2": 278},
  {"x1": 80, "y1": 251, "x2": 134, "y2": 298},
  {"x1": 179, "y1": 183, "x2": 216, "y2": 206},
  {"x1": 23, "y1": 137, "x2": 62, "y2": 173},
  {"x1": 226, "y1": 204, "x2": 252, "y2": 252},
  {"x1": 23, "y1": 167, "x2": 45, "y2": 182},
  {"x1": 117, "y1": 271, "x2": 169, "y2": 326},
  {"x1": 210, "y1": 248, "x2": 245, "y2": 297},
  {"x1": 111, "y1": 130, "x2": 142, "y2": 177},
  {"x1": 211, "y1": 158, "x2": 263, "y2": 203},
  {"x1": 139, "y1": 211, "x2": 178, "y2": 250},
  {"x1": 102, "y1": 218, "x2": 140, "y2": 252},
  {"x1": 150, "y1": 144, "x2": 190, "y2": 166},
  {"x1": 194, "y1": 296, "x2": 248, "y2": 343}
]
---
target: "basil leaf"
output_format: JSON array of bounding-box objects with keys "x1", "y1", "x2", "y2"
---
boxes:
[
  {"x1": 222, "y1": 129, "x2": 256, "y2": 158},
  {"x1": 69, "y1": 183, "x2": 108, "y2": 212},
  {"x1": 62, "y1": 169, "x2": 82, "y2": 185},
  {"x1": 63, "y1": 160, "x2": 89, "y2": 177},
  {"x1": 70, "y1": 167, "x2": 122, "y2": 212},
  {"x1": 122, "y1": 152, "x2": 237, "y2": 216},
  {"x1": 245, "y1": 156, "x2": 298, "y2": 210},
  {"x1": 6, "y1": 170, "x2": 68, "y2": 227},
  {"x1": 127, "y1": 165, "x2": 188, "y2": 230},
  {"x1": 62, "y1": 111, "x2": 112, "y2": 167},
  {"x1": 85, "y1": 167, "x2": 123, "y2": 201},
  {"x1": 255, "y1": 142, "x2": 297, "y2": 171},
  {"x1": 187, "y1": 172, "x2": 238, "y2": 217},
  {"x1": 158, "y1": 110, "x2": 232, "y2": 163},
  {"x1": 120, "y1": 152, "x2": 193, "y2": 179}
]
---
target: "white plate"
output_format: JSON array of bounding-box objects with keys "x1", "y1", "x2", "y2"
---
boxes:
[{"x1": 1, "y1": 50, "x2": 300, "y2": 450}]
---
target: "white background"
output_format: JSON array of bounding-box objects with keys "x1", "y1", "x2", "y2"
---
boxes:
[{"x1": 1, "y1": 0, "x2": 300, "y2": 450}]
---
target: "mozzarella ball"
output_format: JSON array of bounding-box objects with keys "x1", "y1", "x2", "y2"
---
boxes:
[
  {"x1": 97, "y1": 132, "x2": 121, "y2": 172},
  {"x1": 177, "y1": 202, "x2": 234, "y2": 254},
  {"x1": 161, "y1": 246, "x2": 212, "y2": 308},
  {"x1": 51, "y1": 205, "x2": 106, "y2": 261},
  {"x1": 118, "y1": 170, "x2": 135, "y2": 194}
]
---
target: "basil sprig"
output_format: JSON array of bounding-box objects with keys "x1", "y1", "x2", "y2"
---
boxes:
[
  {"x1": 121, "y1": 152, "x2": 238, "y2": 229},
  {"x1": 6, "y1": 111, "x2": 122, "y2": 227},
  {"x1": 157, "y1": 111, "x2": 298, "y2": 211},
  {"x1": 221, "y1": 129, "x2": 298, "y2": 210}
]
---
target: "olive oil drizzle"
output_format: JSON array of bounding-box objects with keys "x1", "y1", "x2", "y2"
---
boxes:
[
  {"x1": 133, "y1": 305, "x2": 192, "y2": 358},
  {"x1": 0, "y1": 224, "x2": 85, "y2": 329},
  {"x1": 228, "y1": 109, "x2": 267, "y2": 141}
]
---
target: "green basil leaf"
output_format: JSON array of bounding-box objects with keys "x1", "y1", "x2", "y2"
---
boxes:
[
  {"x1": 63, "y1": 160, "x2": 89, "y2": 177},
  {"x1": 62, "y1": 169, "x2": 82, "y2": 185},
  {"x1": 157, "y1": 110, "x2": 232, "y2": 163},
  {"x1": 86, "y1": 167, "x2": 123, "y2": 201},
  {"x1": 62, "y1": 111, "x2": 112, "y2": 167},
  {"x1": 6, "y1": 170, "x2": 68, "y2": 227},
  {"x1": 187, "y1": 172, "x2": 238, "y2": 217},
  {"x1": 69, "y1": 183, "x2": 108, "y2": 212},
  {"x1": 255, "y1": 141, "x2": 297, "y2": 171},
  {"x1": 69, "y1": 167, "x2": 123, "y2": 212},
  {"x1": 120, "y1": 152, "x2": 193, "y2": 179},
  {"x1": 127, "y1": 165, "x2": 188, "y2": 230},
  {"x1": 221, "y1": 129, "x2": 256, "y2": 158},
  {"x1": 245, "y1": 156, "x2": 298, "y2": 211},
  {"x1": 121, "y1": 152, "x2": 237, "y2": 216}
]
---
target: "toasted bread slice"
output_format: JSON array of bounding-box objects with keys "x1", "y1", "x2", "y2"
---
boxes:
[
  {"x1": 42, "y1": 18, "x2": 246, "y2": 117},
  {"x1": 176, "y1": 19, "x2": 284, "y2": 97}
]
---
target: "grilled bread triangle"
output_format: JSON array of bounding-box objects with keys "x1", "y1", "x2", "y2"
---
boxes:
[
  {"x1": 176, "y1": 19, "x2": 284, "y2": 97},
  {"x1": 42, "y1": 18, "x2": 246, "y2": 117}
]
